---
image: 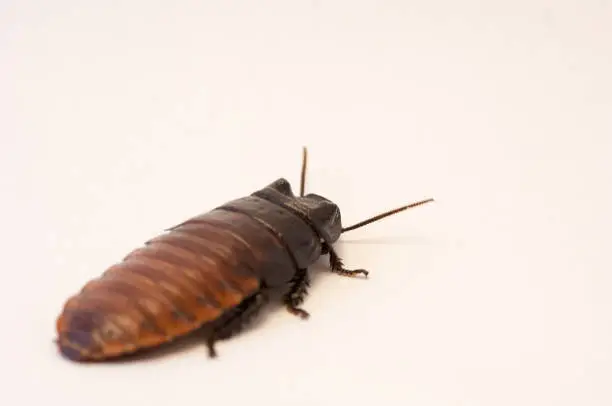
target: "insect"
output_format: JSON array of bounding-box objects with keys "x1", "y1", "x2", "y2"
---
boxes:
[{"x1": 55, "y1": 147, "x2": 434, "y2": 361}]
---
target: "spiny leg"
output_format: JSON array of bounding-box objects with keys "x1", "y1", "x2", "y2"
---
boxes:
[
  {"x1": 206, "y1": 291, "x2": 268, "y2": 358},
  {"x1": 283, "y1": 268, "x2": 311, "y2": 319},
  {"x1": 323, "y1": 242, "x2": 369, "y2": 278}
]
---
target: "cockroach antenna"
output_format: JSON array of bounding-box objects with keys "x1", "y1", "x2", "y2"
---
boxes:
[
  {"x1": 341, "y1": 198, "x2": 435, "y2": 233},
  {"x1": 298, "y1": 146, "x2": 434, "y2": 234}
]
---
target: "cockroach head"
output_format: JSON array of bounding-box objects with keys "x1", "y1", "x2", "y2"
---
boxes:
[
  {"x1": 297, "y1": 193, "x2": 342, "y2": 243},
  {"x1": 259, "y1": 149, "x2": 434, "y2": 244}
]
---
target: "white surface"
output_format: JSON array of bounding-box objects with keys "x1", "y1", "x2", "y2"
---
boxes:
[{"x1": 1, "y1": 1, "x2": 611, "y2": 405}]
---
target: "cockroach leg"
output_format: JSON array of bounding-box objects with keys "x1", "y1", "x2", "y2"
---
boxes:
[
  {"x1": 205, "y1": 291, "x2": 268, "y2": 358},
  {"x1": 324, "y1": 243, "x2": 369, "y2": 278},
  {"x1": 283, "y1": 268, "x2": 310, "y2": 319}
]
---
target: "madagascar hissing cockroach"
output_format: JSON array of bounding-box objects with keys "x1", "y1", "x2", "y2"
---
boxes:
[{"x1": 55, "y1": 147, "x2": 434, "y2": 361}]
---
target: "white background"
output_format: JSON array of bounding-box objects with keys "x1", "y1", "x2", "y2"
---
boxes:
[{"x1": 1, "y1": 1, "x2": 611, "y2": 405}]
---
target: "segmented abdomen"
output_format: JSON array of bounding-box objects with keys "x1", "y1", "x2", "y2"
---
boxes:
[{"x1": 56, "y1": 208, "x2": 291, "y2": 361}]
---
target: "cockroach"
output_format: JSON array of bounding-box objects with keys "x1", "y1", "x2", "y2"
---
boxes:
[{"x1": 55, "y1": 147, "x2": 434, "y2": 361}]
